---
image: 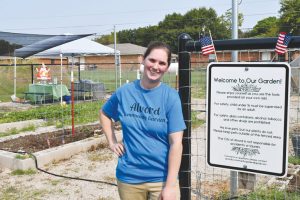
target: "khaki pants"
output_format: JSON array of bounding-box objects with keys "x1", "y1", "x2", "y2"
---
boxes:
[{"x1": 117, "y1": 180, "x2": 180, "y2": 200}]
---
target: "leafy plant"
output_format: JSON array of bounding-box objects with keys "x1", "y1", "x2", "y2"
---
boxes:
[
  {"x1": 11, "y1": 168, "x2": 36, "y2": 175},
  {"x1": 191, "y1": 111, "x2": 205, "y2": 129},
  {"x1": 288, "y1": 156, "x2": 300, "y2": 165},
  {"x1": 20, "y1": 124, "x2": 36, "y2": 132},
  {"x1": 238, "y1": 187, "x2": 300, "y2": 200},
  {"x1": 0, "y1": 124, "x2": 36, "y2": 138},
  {"x1": 15, "y1": 154, "x2": 33, "y2": 160},
  {"x1": 0, "y1": 100, "x2": 105, "y2": 126}
]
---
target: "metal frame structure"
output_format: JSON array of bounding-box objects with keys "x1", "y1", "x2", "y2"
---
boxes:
[{"x1": 178, "y1": 33, "x2": 300, "y2": 200}]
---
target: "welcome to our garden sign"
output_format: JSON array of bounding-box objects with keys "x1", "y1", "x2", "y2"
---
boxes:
[{"x1": 207, "y1": 62, "x2": 290, "y2": 176}]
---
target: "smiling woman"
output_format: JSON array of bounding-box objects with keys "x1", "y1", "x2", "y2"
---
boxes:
[{"x1": 100, "y1": 41, "x2": 186, "y2": 200}]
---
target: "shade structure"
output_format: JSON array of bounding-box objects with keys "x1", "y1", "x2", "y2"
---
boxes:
[
  {"x1": 14, "y1": 34, "x2": 93, "y2": 58},
  {"x1": 29, "y1": 36, "x2": 121, "y2": 137},
  {"x1": 12, "y1": 33, "x2": 94, "y2": 97},
  {"x1": 34, "y1": 37, "x2": 119, "y2": 57}
]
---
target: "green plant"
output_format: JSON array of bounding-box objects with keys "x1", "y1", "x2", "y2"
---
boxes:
[
  {"x1": 20, "y1": 124, "x2": 36, "y2": 132},
  {"x1": 0, "y1": 124, "x2": 36, "y2": 138},
  {"x1": 0, "y1": 100, "x2": 104, "y2": 126},
  {"x1": 15, "y1": 154, "x2": 33, "y2": 160},
  {"x1": 0, "y1": 185, "x2": 48, "y2": 200},
  {"x1": 0, "y1": 128, "x2": 18, "y2": 138},
  {"x1": 238, "y1": 187, "x2": 300, "y2": 199},
  {"x1": 191, "y1": 111, "x2": 205, "y2": 129},
  {"x1": 289, "y1": 156, "x2": 300, "y2": 165},
  {"x1": 11, "y1": 168, "x2": 36, "y2": 175}
]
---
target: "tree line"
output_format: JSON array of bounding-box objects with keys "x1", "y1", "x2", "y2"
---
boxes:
[{"x1": 95, "y1": 0, "x2": 300, "y2": 53}]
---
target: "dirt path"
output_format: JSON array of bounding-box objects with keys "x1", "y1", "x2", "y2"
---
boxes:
[
  {"x1": 1, "y1": 97, "x2": 299, "y2": 199},
  {"x1": 0, "y1": 146, "x2": 119, "y2": 200}
]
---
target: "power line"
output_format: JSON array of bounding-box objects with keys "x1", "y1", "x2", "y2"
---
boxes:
[
  {"x1": 3, "y1": 10, "x2": 282, "y2": 33},
  {"x1": 2, "y1": 0, "x2": 280, "y2": 22}
]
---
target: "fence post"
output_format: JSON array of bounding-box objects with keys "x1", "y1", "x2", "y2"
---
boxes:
[{"x1": 178, "y1": 33, "x2": 192, "y2": 200}]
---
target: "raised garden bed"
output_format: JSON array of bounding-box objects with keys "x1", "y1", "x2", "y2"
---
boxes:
[
  {"x1": 0, "y1": 124, "x2": 102, "y2": 153},
  {"x1": 0, "y1": 123, "x2": 121, "y2": 170}
]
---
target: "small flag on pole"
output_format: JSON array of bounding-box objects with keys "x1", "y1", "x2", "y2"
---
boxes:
[
  {"x1": 275, "y1": 32, "x2": 292, "y2": 55},
  {"x1": 200, "y1": 35, "x2": 215, "y2": 55}
]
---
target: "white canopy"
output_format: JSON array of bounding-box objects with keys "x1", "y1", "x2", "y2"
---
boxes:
[{"x1": 34, "y1": 37, "x2": 119, "y2": 57}]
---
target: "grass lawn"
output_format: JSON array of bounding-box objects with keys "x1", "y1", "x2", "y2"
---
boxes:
[{"x1": 0, "y1": 65, "x2": 208, "y2": 102}]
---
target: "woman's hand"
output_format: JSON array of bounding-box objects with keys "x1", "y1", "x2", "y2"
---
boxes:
[
  {"x1": 159, "y1": 186, "x2": 177, "y2": 200},
  {"x1": 109, "y1": 143, "x2": 125, "y2": 157}
]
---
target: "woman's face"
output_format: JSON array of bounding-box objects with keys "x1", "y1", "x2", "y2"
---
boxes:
[{"x1": 143, "y1": 48, "x2": 168, "y2": 83}]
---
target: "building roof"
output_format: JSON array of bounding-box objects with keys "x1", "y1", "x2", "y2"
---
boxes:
[
  {"x1": 107, "y1": 43, "x2": 147, "y2": 55},
  {"x1": 0, "y1": 31, "x2": 56, "y2": 46}
]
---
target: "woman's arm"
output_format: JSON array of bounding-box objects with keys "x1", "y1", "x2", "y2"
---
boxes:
[
  {"x1": 99, "y1": 109, "x2": 124, "y2": 156},
  {"x1": 160, "y1": 131, "x2": 183, "y2": 200}
]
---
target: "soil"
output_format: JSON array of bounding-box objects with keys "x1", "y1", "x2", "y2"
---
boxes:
[
  {"x1": 288, "y1": 170, "x2": 300, "y2": 192},
  {"x1": 0, "y1": 123, "x2": 120, "y2": 153}
]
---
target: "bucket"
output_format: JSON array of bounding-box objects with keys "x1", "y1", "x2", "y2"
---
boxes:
[{"x1": 63, "y1": 95, "x2": 71, "y2": 104}]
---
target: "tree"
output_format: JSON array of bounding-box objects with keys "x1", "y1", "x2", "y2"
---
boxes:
[
  {"x1": 279, "y1": 0, "x2": 300, "y2": 34},
  {"x1": 0, "y1": 40, "x2": 22, "y2": 56},
  {"x1": 246, "y1": 17, "x2": 279, "y2": 37},
  {"x1": 220, "y1": 9, "x2": 244, "y2": 30},
  {"x1": 94, "y1": 33, "x2": 114, "y2": 45},
  {"x1": 181, "y1": 8, "x2": 231, "y2": 39},
  {"x1": 95, "y1": 7, "x2": 231, "y2": 52},
  {"x1": 158, "y1": 13, "x2": 184, "y2": 29}
]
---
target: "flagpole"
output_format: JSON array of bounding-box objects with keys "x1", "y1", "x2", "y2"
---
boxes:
[
  {"x1": 209, "y1": 30, "x2": 218, "y2": 62},
  {"x1": 271, "y1": 53, "x2": 277, "y2": 62}
]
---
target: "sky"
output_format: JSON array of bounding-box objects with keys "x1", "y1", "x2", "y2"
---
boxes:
[{"x1": 1, "y1": 0, "x2": 281, "y2": 37}]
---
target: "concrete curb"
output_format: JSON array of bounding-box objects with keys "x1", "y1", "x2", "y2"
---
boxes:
[
  {"x1": 0, "y1": 119, "x2": 44, "y2": 133},
  {"x1": 0, "y1": 134, "x2": 107, "y2": 170}
]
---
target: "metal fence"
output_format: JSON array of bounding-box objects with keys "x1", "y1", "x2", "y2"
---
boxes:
[
  {"x1": 0, "y1": 61, "x2": 177, "y2": 139},
  {"x1": 1, "y1": 40, "x2": 300, "y2": 199},
  {"x1": 178, "y1": 34, "x2": 300, "y2": 200}
]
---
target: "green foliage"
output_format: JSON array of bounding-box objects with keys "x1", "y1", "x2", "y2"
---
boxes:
[
  {"x1": 11, "y1": 168, "x2": 36, "y2": 175},
  {"x1": 255, "y1": 17, "x2": 279, "y2": 37},
  {"x1": 191, "y1": 111, "x2": 205, "y2": 129},
  {"x1": 94, "y1": 33, "x2": 115, "y2": 45},
  {"x1": 0, "y1": 186, "x2": 48, "y2": 200},
  {"x1": 0, "y1": 128, "x2": 18, "y2": 138},
  {"x1": 15, "y1": 153, "x2": 33, "y2": 160},
  {"x1": 97, "y1": 7, "x2": 232, "y2": 53},
  {"x1": 0, "y1": 101, "x2": 104, "y2": 126},
  {"x1": 20, "y1": 124, "x2": 36, "y2": 132},
  {"x1": 245, "y1": 17, "x2": 279, "y2": 37},
  {"x1": 238, "y1": 187, "x2": 300, "y2": 199},
  {"x1": 0, "y1": 40, "x2": 22, "y2": 56},
  {"x1": 288, "y1": 156, "x2": 300, "y2": 165},
  {"x1": 220, "y1": 9, "x2": 244, "y2": 29},
  {"x1": 0, "y1": 124, "x2": 36, "y2": 138},
  {"x1": 158, "y1": 13, "x2": 184, "y2": 29},
  {"x1": 279, "y1": 0, "x2": 300, "y2": 34}
]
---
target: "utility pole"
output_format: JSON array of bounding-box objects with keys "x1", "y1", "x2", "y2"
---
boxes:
[
  {"x1": 114, "y1": 25, "x2": 118, "y2": 90},
  {"x1": 230, "y1": 0, "x2": 238, "y2": 198}
]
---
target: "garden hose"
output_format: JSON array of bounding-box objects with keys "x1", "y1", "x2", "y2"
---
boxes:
[{"x1": 0, "y1": 149, "x2": 117, "y2": 187}]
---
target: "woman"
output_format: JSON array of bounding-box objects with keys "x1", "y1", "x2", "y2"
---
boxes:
[{"x1": 99, "y1": 41, "x2": 186, "y2": 200}]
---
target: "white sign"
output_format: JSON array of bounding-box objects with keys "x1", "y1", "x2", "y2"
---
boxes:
[{"x1": 207, "y1": 62, "x2": 290, "y2": 176}]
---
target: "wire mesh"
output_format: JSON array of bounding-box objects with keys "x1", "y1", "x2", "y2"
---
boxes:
[
  {"x1": 189, "y1": 52, "x2": 300, "y2": 200},
  {"x1": 1, "y1": 51, "x2": 300, "y2": 199}
]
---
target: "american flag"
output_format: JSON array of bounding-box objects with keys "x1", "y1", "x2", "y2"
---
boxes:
[
  {"x1": 275, "y1": 32, "x2": 292, "y2": 55},
  {"x1": 200, "y1": 36, "x2": 215, "y2": 55}
]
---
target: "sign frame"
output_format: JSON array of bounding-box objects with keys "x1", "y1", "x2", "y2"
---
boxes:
[{"x1": 207, "y1": 62, "x2": 290, "y2": 176}]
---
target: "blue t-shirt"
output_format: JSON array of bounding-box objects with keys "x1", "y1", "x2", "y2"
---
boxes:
[{"x1": 102, "y1": 80, "x2": 186, "y2": 184}]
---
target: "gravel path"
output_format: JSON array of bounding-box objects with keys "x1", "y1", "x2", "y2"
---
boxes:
[{"x1": 0, "y1": 144, "x2": 119, "y2": 200}]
